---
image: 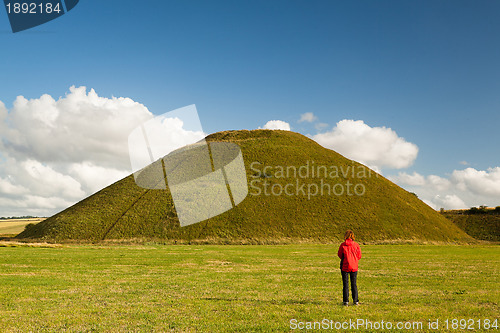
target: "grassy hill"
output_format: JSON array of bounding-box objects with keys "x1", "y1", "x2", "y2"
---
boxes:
[
  {"x1": 17, "y1": 130, "x2": 473, "y2": 243},
  {"x1": 442, "y1": 209, "x2": 500, "y2": 242}
]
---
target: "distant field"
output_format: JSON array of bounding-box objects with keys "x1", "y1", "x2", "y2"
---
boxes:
[
  {"x1": 0, "y1": 244, "x2": 498, "y2": 332},
  {"x1": 0, "y1": 218, "x2": 44, "y2": 236}
]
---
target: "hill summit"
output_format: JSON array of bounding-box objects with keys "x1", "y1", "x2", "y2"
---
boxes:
[{"x1": 17, "y1": 130, "x2": 472, "y2": 243}]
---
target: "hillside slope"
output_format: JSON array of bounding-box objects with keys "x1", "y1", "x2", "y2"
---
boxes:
[
  {"x1": 442, "y1": 211, "x2": 500, "y2": 241},
  {"x1": 17, "y1": 130, "x2": 472, "y2": 243}
]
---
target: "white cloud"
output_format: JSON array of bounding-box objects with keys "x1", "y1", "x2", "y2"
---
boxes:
[
  {"x1": 311, "y1": 119, "x2": 418, "y2": 170},
  {"x1": 0, "y1": 194, "x2": 76, "y2": 216},
  {"x1": 314, "y1": 122, "x2": 329, "y2": 131},
  {"x1": 21, "y1": 159, "x2": 85, "y2": 199},
  {"x1": 388, "y1": 171, "x2": 425, "y2": 186},
  {"x1": 0, "y1": 101, "x2": 7, "y2": 123},
  {"x1": 68, "y1": 162, "x2": 130, "y2": 194},
  {"x1": 0, "y1": 177, "x2": 27, "y2": 196},
  {"x1": 427, "y1": 175, "x2": 451, "y2": 192},
  {"x1": 260, "y1": 120, "x2": 291, "y2": 131},
  {"x1": 298, "y1": 112, "x2": 317, "y2": 123},
  {"x1": 1, "y1": 86, "x2": 152, "y2": 169},
  {"x1": 451, "y1": 167, "x2": 500, "y2": 196},
  {"x1": 432, "y1": 195, "x2": 467, "y2": 210},
  {"x1": 0, "y1": 86, "x2": 163, "y2": 217},
  {"x1": 388, "y1": 168, "x2": 500, "y2": 210}
]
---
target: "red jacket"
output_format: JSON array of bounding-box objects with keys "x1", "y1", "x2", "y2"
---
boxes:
[{"x1": 338, "y1": 239, "x2": 362, "y2": 272}]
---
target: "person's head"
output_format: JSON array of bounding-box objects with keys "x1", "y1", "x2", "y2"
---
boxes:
[{"x1": 344, "y1": 230, "x2": 355, "y2": 241}]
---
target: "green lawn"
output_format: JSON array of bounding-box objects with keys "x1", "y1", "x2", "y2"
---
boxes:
[{"x1": 0, "y1": 244, "x2": 498, "y2": 332}]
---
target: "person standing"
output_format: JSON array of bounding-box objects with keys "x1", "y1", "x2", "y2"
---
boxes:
[{"x1": 338, "y1": 230, "x2": 362, "y2": 306}]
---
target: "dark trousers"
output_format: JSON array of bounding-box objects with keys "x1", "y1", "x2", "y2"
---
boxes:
[{"x1": 341, "y1": 270, "x2": 358, "y2": 303}]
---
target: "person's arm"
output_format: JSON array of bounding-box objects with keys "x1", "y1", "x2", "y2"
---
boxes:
[{"x1": 337, "y1": 244, "x2": 343, "y2": 259}]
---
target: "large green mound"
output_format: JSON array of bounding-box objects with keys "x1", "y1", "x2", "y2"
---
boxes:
[{"x1": 17, "y1": 130, "x2": 472, "y2": 243}]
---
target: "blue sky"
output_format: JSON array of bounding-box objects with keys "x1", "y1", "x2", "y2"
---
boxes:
[{"x1": 1, "y1": 0, "x2": 499, "y2": 215}]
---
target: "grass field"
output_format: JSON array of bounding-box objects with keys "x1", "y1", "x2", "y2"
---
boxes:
[
  {"x1": 0, "y1": 218, "x2": 44, "y2": 236},
  {"x1": 0, "y1": 244, "x2": 498, "y2": 332}
]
